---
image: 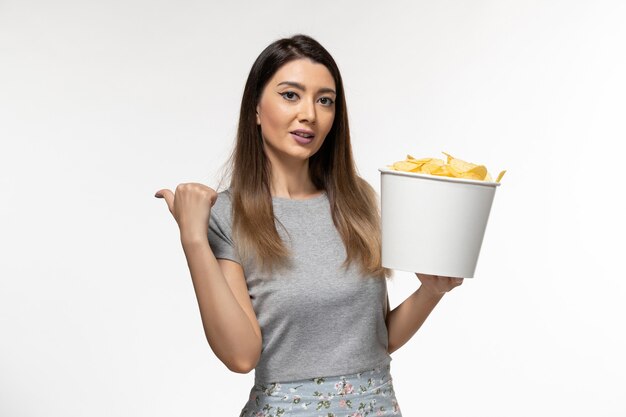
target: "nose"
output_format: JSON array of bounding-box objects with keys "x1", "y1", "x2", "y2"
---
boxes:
[{"x1": 297, "y1": 98, "x2": 316, "y2": 124}]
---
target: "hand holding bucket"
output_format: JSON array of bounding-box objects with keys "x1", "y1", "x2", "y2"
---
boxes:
[{"x1": 379, "y1": 167, "x2": 502, "y2": 278}]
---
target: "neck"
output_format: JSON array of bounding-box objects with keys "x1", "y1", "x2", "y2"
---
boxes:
[{"x1": 266, "y1": 155, "x2": 318, "y2": 199}]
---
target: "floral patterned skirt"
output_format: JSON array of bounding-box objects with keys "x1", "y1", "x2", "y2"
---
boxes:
[{"x1": 238, "y1": 363, "x2": 402, "y2": 417}]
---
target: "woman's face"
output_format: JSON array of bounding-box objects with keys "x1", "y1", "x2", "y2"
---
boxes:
[{"x1": 256, "y1": 58, "x2": 336, "y2": 165}]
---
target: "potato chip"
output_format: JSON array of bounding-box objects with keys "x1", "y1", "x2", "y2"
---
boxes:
[
  {"x1": 431, "y1": 165, "x2": 453, "y2": 177},
  {"x1": 443, "y1": 152, "x2": 477, "y2": 173},
  {"x1": 392, "y1": 161, "x2": 420, "y2": 172},
  {"x1": 406, "y1": 155, "x2": 432, "y2": 165},
  {"x1": 388, "y1": 152, "x2": 506, "y2": 183},
  {"x1": 464, "y1": 165, "x2": 488, "y2": 181},
  {"x1": 420, "y1": 160, "x2": 445, "y2": 174},
  {"x1": 446, "y1": 164, "x2": 464, "y2": 178}
]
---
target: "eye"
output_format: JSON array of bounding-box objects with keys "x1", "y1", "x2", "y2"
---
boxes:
[
  {"x1": 319, "y1": 97, "x2": 335, "y2": 106},
  {"x1": 280, "y1": 91, "x2": 298, "y2": 101}
]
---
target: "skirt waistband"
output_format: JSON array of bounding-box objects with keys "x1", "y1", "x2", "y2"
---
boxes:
[{"x1": 252, "y1": 363, "x2": 392, "y2": 399}]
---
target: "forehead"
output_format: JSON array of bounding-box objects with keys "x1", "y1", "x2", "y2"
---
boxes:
[{"x1": 269, "y1": 58, "x2": 335, "y2": 89}]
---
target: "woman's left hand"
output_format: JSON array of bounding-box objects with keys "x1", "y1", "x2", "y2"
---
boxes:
[{"x1": 415, "y1": 273, "x2": 464, "y2": 298}]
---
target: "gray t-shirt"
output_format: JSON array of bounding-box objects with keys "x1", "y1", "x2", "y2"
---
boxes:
[{"x1": 207, "y1": 188, "x2": 392, "y2": 383}]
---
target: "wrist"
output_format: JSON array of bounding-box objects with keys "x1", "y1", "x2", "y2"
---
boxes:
[
  {"x1": 417, "y1": 285, "x2": 446, "y2": 302},
  {"x1": 180, "y1": 230, "x2": 209, "y2": 246}
]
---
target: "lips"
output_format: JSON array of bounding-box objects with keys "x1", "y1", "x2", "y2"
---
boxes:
[
  {"x1": 291, "y1": 133, "x2": 314, "y2": 144},
  {"x1": 291, "y1": 129, "x2": 315, "y2": 139}
]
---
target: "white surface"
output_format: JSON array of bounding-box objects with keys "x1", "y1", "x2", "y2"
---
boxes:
[
  {"x1": 380, "y1": 168, "x2": 499, "y2": 278},
  {"x1": 1, "y1": 1, "x2": 625, "y2": 416}
]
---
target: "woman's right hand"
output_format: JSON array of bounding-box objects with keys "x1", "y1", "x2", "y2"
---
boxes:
[{"x1": 154, "y1": 183, "x2": 218, "y2": 241}]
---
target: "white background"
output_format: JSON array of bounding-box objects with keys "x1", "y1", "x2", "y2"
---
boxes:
[{"x1": 1, "y1": 1, "x2": 625, "y2": 416}]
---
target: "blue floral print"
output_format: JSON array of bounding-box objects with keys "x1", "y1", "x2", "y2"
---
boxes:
[{"x1": 239, "y1": 363, "x2": 402, "y2": 417}]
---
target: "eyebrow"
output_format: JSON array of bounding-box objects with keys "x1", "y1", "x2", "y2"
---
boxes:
[{"x1": 276, "y1": 81, "x2": 337, "y2": 95}]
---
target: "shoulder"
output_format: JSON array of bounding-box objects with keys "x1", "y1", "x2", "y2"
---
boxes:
[{"x1": 211, "y1": 188, "x2": 234, "y2": 221}]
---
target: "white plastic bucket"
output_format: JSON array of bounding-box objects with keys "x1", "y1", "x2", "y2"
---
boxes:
[{"x1": 379, "y1": 167, "x2": 501, "y2": 278}]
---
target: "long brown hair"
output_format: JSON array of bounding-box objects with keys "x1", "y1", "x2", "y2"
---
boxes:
[{"x1": 217, "y1": 34, "x2": 393, "y2": 280}]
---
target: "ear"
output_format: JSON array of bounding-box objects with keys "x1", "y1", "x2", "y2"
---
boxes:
[{"x1": 255, "y1": 106, "x2": 261, "y2": 125}]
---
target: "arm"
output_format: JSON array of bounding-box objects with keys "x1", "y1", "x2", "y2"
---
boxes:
[
  {"x1": 386, "y1": 273, "x2": 463, "y2": 354},
  {"x1": 181, "y1": 235, "x2": 262, "y2": 373},
  {"x1": 386, "y1": 287, "x2": 444, "y2": 354}
]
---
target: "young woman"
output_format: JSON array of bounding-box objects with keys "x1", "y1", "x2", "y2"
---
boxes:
[{"x1": 155, "y1": 34, "x2": 463, "y2": 417}]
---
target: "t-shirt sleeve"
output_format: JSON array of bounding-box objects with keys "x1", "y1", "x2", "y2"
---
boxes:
[{"x1": 207, "y1": 203, "x2": 241, "y2": 265}]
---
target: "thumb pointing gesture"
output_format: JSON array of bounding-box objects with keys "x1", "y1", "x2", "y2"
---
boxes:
[
  {"x1": 154, "y1": 183, "x2": 218, "y2": 241},
  {"x1": 154, "y1": 189, "x2": 175, "y2": 215}
]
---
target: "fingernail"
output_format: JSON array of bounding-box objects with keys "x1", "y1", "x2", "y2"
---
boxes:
[{"x1": 154, "y1": 193, "x2": 161, "y2": 198}]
